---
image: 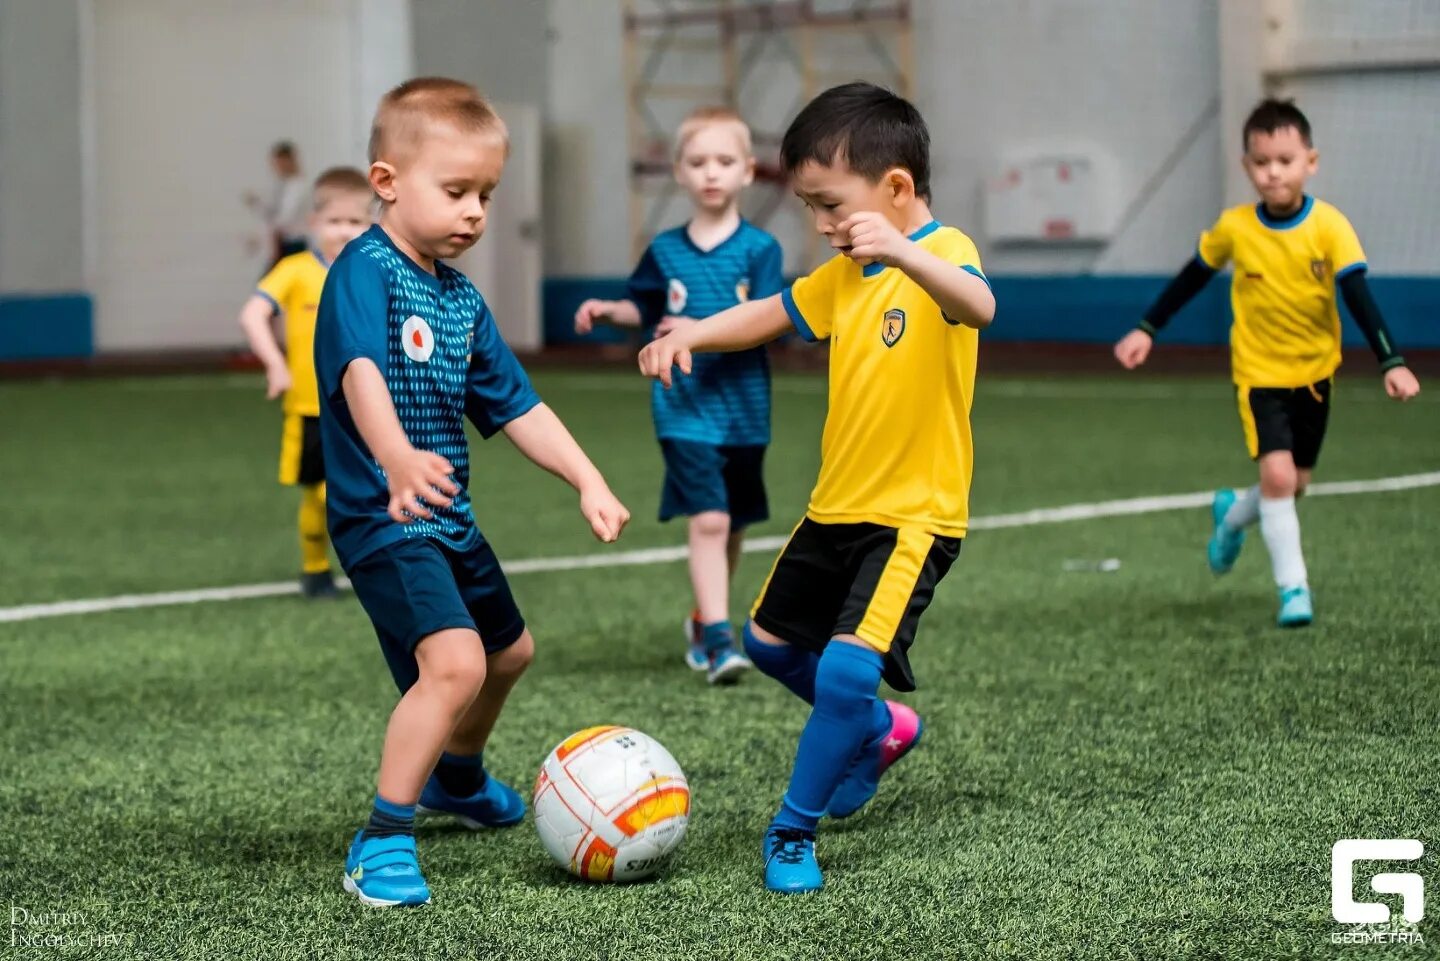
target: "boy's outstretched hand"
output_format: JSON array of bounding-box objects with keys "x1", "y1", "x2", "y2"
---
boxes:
[
  {"x1": 580, "y1": 483, "x2": 630, "y2": 543},
  {"x1": 1384, "y1": 366, "x2": 1421, "y2": 401},
  {"x1": 381, "y1": 447, "x2": 459, "y2": 523},
  {"x1": 638, "y1": 330, "x2": 694, "y2": 389},
  {"x1": 573, "y1": 299, "x2": 608, "y2": 335},
  {"x1": 264, "y1": 362, "x2": 293, "y2": 400},
  {"x1": 1114, "y1": 329, "x2": 1153, "y2": 369}
]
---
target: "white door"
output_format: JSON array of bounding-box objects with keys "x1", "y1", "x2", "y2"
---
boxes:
[
  {"x1": 85, "y1": 0, "x2": 410, "y2": 352},
  {"x1": 448, "y1": 103, "x2": 543, "y2": 351}
]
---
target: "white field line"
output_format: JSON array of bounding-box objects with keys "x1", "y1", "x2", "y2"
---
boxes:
[
  {"x1": 3, "y1": 471, "x2": 1437, "y2": 625},
  {"x1": 25, "y1": 373, "x2": 1426, "y2": 403}
]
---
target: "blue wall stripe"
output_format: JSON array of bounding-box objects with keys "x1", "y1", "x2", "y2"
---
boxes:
[
  {"x1": 544, "y1": 275, "x2": 1440, "y2": 350},
  {"x1": 0, "y1": 294, "x2": 94, "y2": 360},
  {"x1": 3, "y1": 278, "x2": 1433, "y2": 362}
]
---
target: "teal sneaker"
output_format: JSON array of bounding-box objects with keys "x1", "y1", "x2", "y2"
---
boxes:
[
  {"x1": 762, "y1": 827, "x2": 822, "y2": 893},
  {"x1": 342, "y1": 831, "x2": 430, "y2": 907},
  {"x1": 683, "y1": 614, "x2": 708, "y2": 671},
  {"x1": 1207, "y1": 489, "x2": 1246, "y2": 574},
  {"x1": 707, "y1": 645, "x2": 752, "y2": 685},
  {"x1": 827, "y1": 701, "x2": 924, "y2": 819},
  {"x1": 1277, "y1": 586, "x2": 1313, "y2": 628},
  {"x1": 417, "y1": 771, "x2": 525, "y2": 828}
]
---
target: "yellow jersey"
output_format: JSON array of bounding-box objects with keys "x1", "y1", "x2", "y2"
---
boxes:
[
  {"x1": 256, "y1": 250, "x2": 328, "y2": 416},
  {"x1": 781, "y1": 221, "x2": 985, "y2": 538},
  {"x1": 1197, "y1": 196, "x2": 1367, "y2": 387}
]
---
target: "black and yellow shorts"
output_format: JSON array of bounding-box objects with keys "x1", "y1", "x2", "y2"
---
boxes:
[
  {"x1": 278, "y1": 413, "x2": 326, "y2": 486},
  {"x1": 1236, "y1": 379, "x2": 1331, "y2": 469},
  {"x1": 750, "y1": 517, "x2": 961, "y2": 692}
]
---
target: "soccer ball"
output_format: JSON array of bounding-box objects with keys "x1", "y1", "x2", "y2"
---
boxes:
[{"x1": 532, "y1": 725, "x2": 690, "y2": 882}]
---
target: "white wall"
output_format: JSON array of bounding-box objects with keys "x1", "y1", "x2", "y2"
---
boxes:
[
  {"x1": 1270, "y1": 0, "x2": 1440, "y2": 275},
  {"x1": 916, "y1": 0, "x2": 1222, "y2": 275},
  {"x1": 544, "y1": 0, "x2": 1224, "y2": 277},
  {"x1": 545, "y1": 0, "x2": 629, "y2": 276},
  {"x1": 83, "y1": 0, "x2": 411, "y2": 352},
  {"x1": 412, "y1": 0, "x2": 548, "y2": 107},
  {"x1": 0, "y1": 0, "x2": 85, "y2": 293}
]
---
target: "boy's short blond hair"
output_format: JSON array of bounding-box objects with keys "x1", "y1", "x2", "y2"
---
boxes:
[
  {"x1": 311, "y1": 167, "x2": 372, "y2": 210},
  {"x1": 674, "y1": 106, "x2": 753, "y2": 160},
  {"x1": 368, "y1": 76, "x2": 508, "y2": 165}
]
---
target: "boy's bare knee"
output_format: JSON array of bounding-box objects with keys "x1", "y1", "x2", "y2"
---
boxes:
[
  {"x1": 744, "y1": 619, "x2": 786, "y2": 647},
  {"x1": 418, "y1": 629, "x2": 488, "y2": 693},
  {"x1": 488, "y1": 630, "x2": 535, "y2": 681},
  {"x1": 689, "y1": 511, "x2": 731, "y2": 540},
  {"x1": 1258, "y1": 454, "x2": 1298, "y2": 498}
]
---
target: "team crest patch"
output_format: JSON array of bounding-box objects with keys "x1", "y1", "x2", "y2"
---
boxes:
[
  {"x1": 1311, "y1": 259, "x2": 1329, "y2": 281},
  {"x1": 882, "y1": 308, "x2": 906, "y2": 347},
  {"x1": 735, "y1": 279, "x2": 750, "y2": 303},
  {"x1": 402, "y1": 316, "x2": 435, "y2": 363},
  {"x1": 667, "y1": 278, "x2": 688, "y2": 314}
]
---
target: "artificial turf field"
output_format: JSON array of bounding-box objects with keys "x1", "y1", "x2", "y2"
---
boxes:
[{"x1": 1, "y1": 367, "x2": 1437, "y2": 960}]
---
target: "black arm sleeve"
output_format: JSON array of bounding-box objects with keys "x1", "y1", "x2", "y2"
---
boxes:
[
  {"x1": 1138, "y1": 256, "x2": 1217, "y2": 336},
  {"x1": 1338, "y1": 269, "x2": 1406, "y2": 370}
]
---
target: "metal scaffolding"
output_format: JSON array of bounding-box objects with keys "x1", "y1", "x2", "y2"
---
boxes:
[{"x1": 621, "y1": 0, "x2": 914, "y2": 262}]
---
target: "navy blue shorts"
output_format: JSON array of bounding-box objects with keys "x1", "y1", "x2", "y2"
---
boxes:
[
  {"x1": 659, "y1": 439, "x2": 769, "y2": 529},
  {"x1": 345, "y1": 536, "x2": 526, "y2": 693}
]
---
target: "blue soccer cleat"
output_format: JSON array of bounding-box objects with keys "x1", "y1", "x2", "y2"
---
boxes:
[
  {"x1": 762, "y1": 827, "x2": 822, "y2": 893},
  {"x1": 342, "y1": 831, "x2": 431, "y2": 907},
  {"x1": 1277, "y1": 586, "x2": 1313, "y2": 628},
  {"x1": 683, "y1": 613, "x2": 708, "y2": 672},
  {"x1": 827, "y1": 700, "x2": 924, "y2": 819},
  {"x1": 1207, "y1": 489, "x2": 1246, "y2": 575},
  {"x1": 707, "y1": 645, "x2": 752, "y2": 685},
  {"x1": 417, "y1": 770, "x2": 526, "y2": 829}
]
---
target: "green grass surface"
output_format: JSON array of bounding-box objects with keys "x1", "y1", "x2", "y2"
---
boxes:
[{"x1": 2, "y1": 369, "x2": 1437, "y2": 959}]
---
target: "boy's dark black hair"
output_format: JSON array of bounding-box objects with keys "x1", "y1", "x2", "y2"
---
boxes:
[
  {"x1": 781, "y1": 82, "x2": 931, "y2": 201},
  {"x1": 1243, "y1": 98, "x2": 1313, "y2": 149},
  {"x1": 271, "y1": 140, "x2": 297, "y2": 159}
]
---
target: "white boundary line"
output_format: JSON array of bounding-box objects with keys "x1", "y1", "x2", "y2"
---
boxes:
[
  {"x1": 3, "y1": 471, "x2": 1437, "y2": 625},
  {"x1": 19, "y1": 373, "x2": 1430, "y2": 404}
]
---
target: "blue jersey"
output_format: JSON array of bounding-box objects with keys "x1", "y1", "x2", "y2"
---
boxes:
[
  {"x1": 628, "y1": 220, "x2": 784, "y2": 446},
  {"x1": 314, "y1": 225, "x2": 540, "y2": 567}
]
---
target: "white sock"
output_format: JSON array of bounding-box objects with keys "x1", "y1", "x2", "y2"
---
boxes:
[
  {"x1": 1223, "y1": 485, "x2": 1261, "y2": 530},
  {"x1": 1259, "y1": 496, "x2": 1308, "y2": 590}
]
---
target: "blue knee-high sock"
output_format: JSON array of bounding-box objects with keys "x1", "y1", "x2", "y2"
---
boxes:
[
  {"x1": 772, "y1": 642, "x2": 885, "y2": 833},
  {"x1": 745, "y1": 623, "x2": 889, "y2": 740},
  {"x1": 743, "y1": 621, "x2": 817, "y2": 703}
]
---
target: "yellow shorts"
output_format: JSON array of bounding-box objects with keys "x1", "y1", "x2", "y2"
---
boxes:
[{"x1": 278, "y1": 413, "x2": 325, "y2": 486}]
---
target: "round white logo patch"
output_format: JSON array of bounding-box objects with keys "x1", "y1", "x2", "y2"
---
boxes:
[
  {"x1": 667, "y1": 278, "x2": 688, "y2": 314},
  {"x1": 401, "y1": 315, "x2": 434, "y2": 363}
]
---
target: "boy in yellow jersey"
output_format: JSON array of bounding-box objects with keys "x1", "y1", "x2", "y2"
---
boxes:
[
  {"x1": 640, "y1": 82, "x2": 995, "y2": 893},
  {"x1": 238, "y1": 167, "x2": 374, "y2": 597},
  {"x1": 1115, "y1": 99, "x2": 1421, "y2": 628}
]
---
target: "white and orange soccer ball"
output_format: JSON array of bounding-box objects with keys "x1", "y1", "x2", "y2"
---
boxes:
[{"x1": 532, "y1": 725, "x2": 690, "y2": 882}]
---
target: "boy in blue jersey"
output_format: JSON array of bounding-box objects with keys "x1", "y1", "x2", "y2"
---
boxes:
[
  {"x1": 576, "y1": 106, "x2": 785, "y2": 685},
  {"x1": 316, "y1": 77, "x2": 630, "y2": 908}
]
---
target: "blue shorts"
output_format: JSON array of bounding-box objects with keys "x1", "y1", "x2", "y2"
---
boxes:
[
  {"x1": 345, "y1": 536, "x2": 526, "y2": 693},
  {"x1": 659, "y1": 439, "x2": 769, "y2": 529}
]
